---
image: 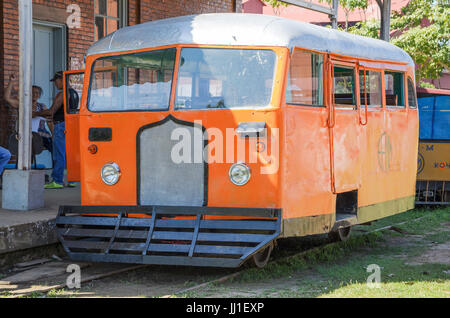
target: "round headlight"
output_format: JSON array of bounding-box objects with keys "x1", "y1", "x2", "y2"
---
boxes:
[
  {"x1": 229, "y1": 162, "x2": 251, "y2": 186},
  {"x1": 101, "y1": 162, "x2": 121, "y2": 185}
]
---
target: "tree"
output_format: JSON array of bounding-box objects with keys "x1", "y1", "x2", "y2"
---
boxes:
[
  {"x1": 347, "y1": 18, "x2": 380, "y2": 38},
  {"x1": 319, "y1": 0, "x2": 368, "y2": 31},
  {"x1": 348, "y1": 0, "x2": 449, "y2": 86},
  {"x1": 263, "y1": 0, "x2": 449, "y2": 85},
  {"x1": 262, "y1": 0, "x2": 288, "y2": 7},
  {"x1": 389, "y1": 0, "x2": 450, "y2": 86},
  {"x1": 376, "y1": 0, "x2": 391, "y2": 41},
  {"x1": 264, "y1": 0, "x2": 380, "y2": 34}
]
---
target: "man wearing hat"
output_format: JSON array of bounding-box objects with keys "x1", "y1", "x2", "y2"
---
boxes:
[{"x1": 35, "y1": 71, "x2": 74, "y2": 189}]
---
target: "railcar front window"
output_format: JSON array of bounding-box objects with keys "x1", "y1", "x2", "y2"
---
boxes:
[
  {"x1": 175, "y1": 48, "x2": 276, "y2": 109},
  {"x1": 88, "y1": 48, "x2": 176, "y2": 112}
]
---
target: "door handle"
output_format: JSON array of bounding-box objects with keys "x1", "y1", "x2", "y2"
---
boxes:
[
  {"x1": 328, "y1": 63, "x2": 336, "y2": 128},
  {"x1": 236, "y1": 122, "x2": 266, "y2": 137}
]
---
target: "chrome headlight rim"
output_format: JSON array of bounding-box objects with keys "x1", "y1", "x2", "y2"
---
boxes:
[
  {"x1": 101, "y1": 162, "x2": 121, "y2": 186},
  {"x1": 228, "y1": 161, "x2": 251, "y2": 186}
]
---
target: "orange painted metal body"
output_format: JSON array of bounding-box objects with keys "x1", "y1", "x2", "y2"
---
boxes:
[
  {"x1": 63, "y1": 70, "x2": 84, "y2": 182},
  {"x1": 64, "y1": 44, "x2": 418, "y2": 233}
]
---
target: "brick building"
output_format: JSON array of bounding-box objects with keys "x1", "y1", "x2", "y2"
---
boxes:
[{"x1": 0, "y1": 0, "x2": 242, "y2": 149}]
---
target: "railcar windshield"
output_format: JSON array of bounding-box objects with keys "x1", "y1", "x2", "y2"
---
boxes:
[
  {"x1": 88, "y1": 48, "x2": 176, "y2": 112},
  {"x1": 175, "y1": 48, "x2": 277, "y2": 109}
]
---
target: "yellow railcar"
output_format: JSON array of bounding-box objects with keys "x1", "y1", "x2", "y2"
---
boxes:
[{"x1": 416, "y1": 88, "x2": 450, "y2": 205}]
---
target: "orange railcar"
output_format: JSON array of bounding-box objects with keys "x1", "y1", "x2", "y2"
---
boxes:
[{"x1": 57, "y1": 13, "x2": 418, "y2": 268}]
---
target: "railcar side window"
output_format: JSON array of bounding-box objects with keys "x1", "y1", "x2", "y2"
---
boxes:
[
  {"x1": 175, "y1": 48, "x2": 276, "y2": 109},
  {"x1": 385, "y1": 71, "x2": 405, "y2": 107},
  {"x1": 359, "y1": 70, "x2": 382, "y2": 107},
  {"x1": 333, "y1": 66, "x2": 356, "y2": 107},
  {"x1": 88, "y1": 48, "x2": 176, "y2": 112},
  {"x1": 407, "y1": 77, "x2": 417, "y2": 109},
  {"x1": 286, "y1": 49, "x2": 324, "y2": 106}
]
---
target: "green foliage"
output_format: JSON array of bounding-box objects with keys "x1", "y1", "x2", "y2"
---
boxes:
[
  {"x1": 321, "y1": 0, "x2": 369, "y2": 29},
  {"x1": 419, "y1": 81, "x2": 436, "y2": 88},
  {"x1": 261, "y1": 0, "x2": 288, "y2": 8},
  {"x1": 320, "y1": 0, "x2": 368, "y2": 11},
  {"x1": 389, "y1": 0, "x2": 450, "y2": 82},
  {"x1": 264, "y1": 0, "x2": 449, "y2": 83},
  {"x1": 347, "y1": 18, "x2": 380, "y2": 38},
  {"x1": 348, "y1": 0, "x2": 450, "y2": 82}
]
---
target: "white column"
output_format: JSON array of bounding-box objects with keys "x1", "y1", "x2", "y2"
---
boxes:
[
  {"x1": 17, "y1": 0, "x2": 33, "y2": 170},
  {"x1": 2, "y1": 0, "x2": 44, "y2": 211}
]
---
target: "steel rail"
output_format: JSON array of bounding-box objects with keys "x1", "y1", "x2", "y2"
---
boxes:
[
  {"x1": 161, "y1": 215, "x2": 428, "y2": 297},
  {"x1": 3, "y1": 215, "x2": 427, "y2": 298}
]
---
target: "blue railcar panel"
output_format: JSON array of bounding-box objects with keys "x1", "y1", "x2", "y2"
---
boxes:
[
  {"x1": 418, "y1": 95, "x2": 450, "y2": 140},
  {"x1": 418, "y1": 96, "x2": 434, "y2": 139}
]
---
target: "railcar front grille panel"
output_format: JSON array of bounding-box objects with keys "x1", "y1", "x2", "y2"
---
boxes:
[
  {"x1": 138, "y1": 116, "x2": 206, "y2": 206},
  {"x1": 56, "y1": 206, "x2": 281, "y2": 268}
]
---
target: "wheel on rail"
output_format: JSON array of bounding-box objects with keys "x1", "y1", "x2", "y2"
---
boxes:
[
  {"x1": 328, "y1": 226, "x2": 352, "y2": 242},
  {"x1": 251, "y1": 241, "x2": 274, "y2": 268}
]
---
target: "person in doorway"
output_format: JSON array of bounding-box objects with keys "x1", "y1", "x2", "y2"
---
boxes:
[
  {"x1": 5, "y1": 74, "x2": 53, "y2": 155},
  {"x1": 35, "y1": 71, "x2": 75, "y2": 189}
]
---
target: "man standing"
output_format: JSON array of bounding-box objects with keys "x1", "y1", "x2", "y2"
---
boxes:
[{"x1": 35, "y1": 71, "x2": 73, "y2": 189}]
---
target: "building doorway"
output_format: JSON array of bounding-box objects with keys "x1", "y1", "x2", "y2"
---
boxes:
[
  {"x1": 32, "y1": 21, "x2": 66, "y2": 109},
  {"x1": 32, "y1": 21, "x2": 66, "y2": 169}
]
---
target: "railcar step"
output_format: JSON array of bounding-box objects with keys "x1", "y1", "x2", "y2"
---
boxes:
[
  {"x1": 333, "y1": 214, "x2": 358, "y2": 230},
  {"x1": 55, "y1": 205, "x2": 282, "y2": 268}
]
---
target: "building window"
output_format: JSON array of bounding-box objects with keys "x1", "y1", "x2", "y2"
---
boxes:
[
  {"x1": 94, "y1": 0, "x2": 127, "y2": 41},
  {"x1": 385, "y1": 71, "x2": 405, "y2": 107},
  {"x1": 286, "y1": 49, "x2": 324, "y2": 106},
  {"x1": 359, "y1": 70, "x2": 382, "y2": 107}
]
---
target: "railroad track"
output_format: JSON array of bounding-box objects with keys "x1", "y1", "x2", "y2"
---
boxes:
[
  {"x1": 161, "y1": 215, "x2": 426, "y2": 298},
  {"x1": 0, "y1": 216, "x2": 425, "y2": 298}
]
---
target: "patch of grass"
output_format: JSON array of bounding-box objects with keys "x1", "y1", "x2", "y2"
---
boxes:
[
  {"x1": 46, "y1": 288, "x2": 70, "y2": 297},
  {"x1": 321, "y1": 279, "x2": 450, "y2": 298},
  {"x1": 183, "y1": 207, "x2": 450, "y2": 298},
  {"x1": 425, "y1": 230, "x2": 450, "y2": 244},
  {"x1": 315, "y1": 253, "x2": 448, "y2": 283},
  {"x1": 236, "y1": 232, "x2": 383, "y2": 283},
  {"x1": 25, "y1": 291, "x2": 46, "y2": 298},
  {"x1": 0, "y1": 291, "x2": 13, "y2": 298},
  {"x1": 358, "y1": 206, "x2": 450, "y2": 236}
]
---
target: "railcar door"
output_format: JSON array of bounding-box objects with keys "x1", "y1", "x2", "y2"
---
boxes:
[
  {"x1": 328, "y1": 59, "x2": 362, "y2": 194},
  {"x1": 63, "y1": 70, "x2": 84, "y2": 182}
]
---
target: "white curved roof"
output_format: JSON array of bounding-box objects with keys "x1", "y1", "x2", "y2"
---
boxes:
[{"x1": 87, "y1": 13, "x2": 414, "y2": 67}]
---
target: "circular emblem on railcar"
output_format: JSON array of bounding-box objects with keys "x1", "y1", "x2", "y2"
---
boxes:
[
  {"x1": 417, "y1": 152, "x2": 425, "y2": 175},
  {"x1": 377, "y1": 132, "x2": 392, "y2": 172},
  {"x1": 256, "y1": 141, "x2": 266, "y2": 153}
]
